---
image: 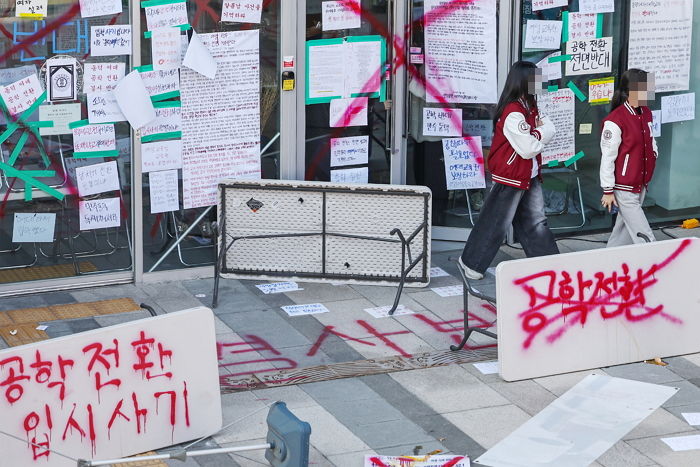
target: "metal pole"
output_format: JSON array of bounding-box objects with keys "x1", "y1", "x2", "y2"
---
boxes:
[{"x1": 80, "y1": 443, "x2": 272, "y2": 466}]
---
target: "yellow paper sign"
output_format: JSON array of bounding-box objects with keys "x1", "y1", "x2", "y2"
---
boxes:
[{"x1": 589, "y1": 77, "x2": 615, "y2": 105}]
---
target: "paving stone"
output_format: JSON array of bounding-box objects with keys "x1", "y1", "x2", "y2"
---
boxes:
[
  {"x1": 217, "y1": 309, "x2": 312, "y2": 349},
  {"x1": 405, "y1": 290, "x2": 464, "y2": 317},
  {"x1": 442, "y1": 404, "x2": 531, "y2": 450},
  {"x1": 0, "y1": 337, "x2": 7, "y2": 350},
  {"x1": 66, "y1": 318, "x2": 101, "y2": 333},
  {"x1": 663, "y1": 402, "x2": 700, "y2": 423},
  {"x1": 327, "y1": 449, "x2": 378, "y2": 467},
  {"x1": 287, "y1": 405, "x2": 371, "y2": 456},
  {"x1": 214, "y1": 392, "x2": 270, "y2": 444},
  {"x1": 224, "y1": 438, "x2": 331, "y2": 467},
  {"x1": 604, "y1": 362, "x2": 684, "y2": 385},
  {"x1": 303, "y1": 379, "x2": 382, "y2": 404},
  {"x1": 627, "y1": 435, "x2": 700, "y2": 467},
  {"x1": 662, "y1": 380, "x2": 700, "y2": 408},
  {"x1": 283, "y1": 281, "x2": 363, "y2": 305},
  {"x1": 486, "y1": 378, "x2": 558, "y2": 416},
  {"x1": 94, "y1": 310, "x2": 151, "y2": 327},
  {"x1": 0, "y1": 295, "x2": 47, "y2": 311},
  {"x1": 679, "y1": 352, "x2": 700, "y2": 368},
  {"x1": 345, "y1": 333, "x2": 435, "y2": 359},
  {"x1": 313, "y1": 298, "x2": 412, "y2": 339},
  {"x1": 210, "y1": 288, "x2": 269, "y2": 314},
  {"x1": 251, "y1": 385, "x2": 319, "y2": 410},
  {"x1": 624, "y1": 408, "x2": 696, "y2": 440},
  {"x1": 354, "y1": 419, "x2": 438, "y2": 449},
  {"x1": 40, "y1": 291, "x2": 76, "y2": 306},
  {"x1": 212, "y1": 316, "x2": 233, "y2": 335},
  {"x1": 534, "y1": 369, "x2": 607, "y2": 396},
  {"x1": 40, "y1": 321, "x2": 71, "y2": 338},
  {"x1": 373, "y1": 440, "x2": 450, "y2": 457},
  {"x1": 327, "y1": 398, "x2": 405, "y2": 427},
  {"x1": 598, "y1": 440, "x2": 658, "y2": 467},
  {"x1": 349, "y1": 284, "x2": 429, "y2": 310},
  {"x1": 667, "y1": 356, "x2": 700, "y2": 380}
]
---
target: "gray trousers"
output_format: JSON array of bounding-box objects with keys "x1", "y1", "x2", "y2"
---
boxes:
[{"x1": 607, "y1": 189, "x2": 655, "y2": 247}]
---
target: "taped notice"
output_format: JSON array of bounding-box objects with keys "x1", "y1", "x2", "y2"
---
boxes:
[
  {"x1": 442, "y1": 136, "x2": 486, "y2": 190},
  {"x1": 0, "y1": 74, "x2": 42, "y2": 116},
  {"x1": 329, "y1": 97, "x2": 368, "y2": 127},
  {"x1": 589, "y1": 77, "x2": 614, "y2": 105},
  {"x1": 322, "y1": 0, "x2": 361, "y2": 31},
  {"x1": 524, "y1": 20, "x2": 563, "y2": 50},
  {"x1": 222, "y1": 0, "x2": 263, "y2": 24},
  {"x1": 538, "y1": 88, "x2": 576, "y2": 164},
  {"x1": 72, "y1": 123, "x2": 117, "y2": 154},
  {"x1": 566, "y1": 37, "x2": 612, "y2": 76},
  {"x1": 144, "y1": 0, "x2": 189, "y2": 31},
  {"x1": 15, "y1": 0, "x2": 47, "y2": 18},
  {"x1": 423, "y1": 108, "x2": 462, "y2": 137},
  {"x1": 79, "y1": 197, "x2": 121, "y2": 230},
  {"x1": 330, "y1": 166, "x2": 368, "y2": 184},
  {"x1": 76, "y1": 160, "x2": 120, "y2": 197},
  {"x1": 79, "y1": 0, "x2": 122, "y2": 18},
  {"x1": 90, "y1": 25, "x2": 132, "y2": 57},
  {"x1": 83, "y1": 62, "x2": 125, "y2": 94},
  {"x1": 12, "y1": 213, "x2": 55, "y2": 243},
  {"x1": 330, "y1": 135, "x2": 369, "y2": 167},
  {"x1": 39, "y1": 103, "x2": 81, "y2": 136},
  {"x1": 149, "y1": 169, "x2": 179, "y2": 214},
  {"x1": 661, "y1": 93, "x2": 695, "y2": 124}
]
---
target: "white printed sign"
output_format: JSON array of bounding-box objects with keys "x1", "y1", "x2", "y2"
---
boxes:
[
  {"x1": 364, "y1": 305, "x2": 416, "y2": 319},
  {"x1": 496, "y1": 238, "x2": 700, "y2": 381},
  {"x1": 661, "y1": 92, "x2": 695, "y2": 124},
  {"x1": 141, "y1": 104, "x2": 181, "y2": 138},
  {"x1": 79, "y1": 197, "x2": 121, "y2": 230},
  {"x1": 145, "y1": 1, "x2": 189, "y2": 31},
  {"x1": 281, "y1": 303, "x2": 330, "y2": 317},
  {"x1": 463, "y1": 120, "x2": 493, "y2": 146},
  {"x1": 142, "y1": 140, "x2": 183, "y2": 172},
  {"x1": 424, "y1": 0, "x2": 498, "y2": 103},
  {"x1": 0, "y1": 73, "x2": 42, "y2": 115},
  {"x1": 364, "y1": 456, "x2": 469, "y2": 467},
  {"x1": 140, "y1": 68, "x2": 180, "y2": 99},
  {"x1": 39, "y1": 103, "x2": 81, "y2": 136},
  {"x1": 322, "y1": 0, "x2": 361, "y2": 31},
  {"x1": 532, "y1": 0, "x2": 567, "y2": 12},
  {"x1": 578, "y1": 0, "x2": 614, "y2": 13},
  {"x1": 76, "y1": 160, "x2": 120, "y2": 196},
  {"x1": 83, "y1": 62, "x2": 125, "y2": 93},
  {"x1": 537, "y1": 51, "x2": 562, "y2": 81},
  {"x1": 79, "y1": 0, "x2": 122, "y2": 18},
  {"x1": 330, "y1": 135, "x2": 369, "y2": 167},
  {"x1": 15, "y1": 0, "x2": 46, "y2": 17},
  {"x1": 0, "y1": 307, "x2": 222, "y2": 467},
  {"x1": 12, "y1": 213, "x2": 55, "y2": 243},
  {"x1": 442, "y1": 136, "x2": 486, "y2": 190},
  {"x1": 566, "y1": 37, "x2": 612, "y2": 76},
  {"x1": 538, "y1": 89, "x2": 576, "y2": 164},
  {"x1": 149, "y1": 169, "x2": 180, "y2": 213},
  {"x1": 651, "y1": 109, "x2": 661, "y2": 137},
  {"x1": 524, "y1": 20, "x2": 563, "y2": 50},
  {"x1": 423, "y1": 108, "x2": 462, "y2": 137},
  {"x1": 222, "y1": 0, "x2": 263, "y2": 24},
  {"x1": 568, "y1": 12, "x2": 598, "y2": 41},
  {"x1": 256, "y1": 282, "x2": 301, "y2": 294},
  {"x1": 152, "y1": 27, "x2": 183, "y2": 70},
  {"x1": 330, "y1": 166, "x2": 369, "y2": 184},
  {"x1": 91, "y1": 25, "x2": 132, "y2": 57},
  {"x1": 330, "y1": 97, "x2": 368, "y2": 127},
  {"x1": 87, "y1": 92, "x2": 126, "y2": 124},
  {"x1": 72, "y1": 123, "x2": 117, "y2": 154}
]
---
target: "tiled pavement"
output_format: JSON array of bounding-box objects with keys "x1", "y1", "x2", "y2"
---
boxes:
[{"x1": 1, "y1": 229, "x2": 700, "y2": 466}]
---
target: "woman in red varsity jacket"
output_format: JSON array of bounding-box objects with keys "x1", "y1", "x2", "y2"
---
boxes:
[
  {"x1": 600, "y1": 69, "x2": 658, "y2": 246},
  {"x1": 458, "y1": 61, "x2": 558, "y2": 280}
]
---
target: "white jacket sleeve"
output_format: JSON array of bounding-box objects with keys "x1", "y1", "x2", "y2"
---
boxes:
[
  {"x1": 503, "y1": 112, "x2": 556, "y2": 160},
  {"x1": 600, "y1": 120, "x2": 622, "y2": 194}
]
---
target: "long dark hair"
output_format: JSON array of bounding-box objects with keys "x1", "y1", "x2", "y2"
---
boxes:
[
  {"x1": 611, "y1": 68, "x2": 648, "y2": 110},
  {"x1": 493, "y1": 61, "x2": 538, "y2": 125}
]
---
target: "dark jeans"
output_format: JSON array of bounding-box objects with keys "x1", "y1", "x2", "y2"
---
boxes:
[{"x1": 460, "y1": 177, "x2": 559, "y2": 273}]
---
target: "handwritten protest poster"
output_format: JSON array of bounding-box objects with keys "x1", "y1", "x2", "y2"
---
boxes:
[
  {"x1": 661, "y1": 93, "x2": 695, "y2": 124},
  {"x1": 463, "y1": 120, "x2": 494, "y2": 146},
  {"x1": 181, "y1": 30, "x2": 261, "y2": 209},
  {"x1": 15, "y1": 0, "x2": 46, "y2": 18},
  {"x1": 222, "y1": 0, "x2": 263, "y2": 23},
  {"x1": 12, "y1": 213, "x2": 55, "y2": 243},
  {"x1": 76, "y1": 160, "x2": 120, "y2": 196},
  {"x1": 0, "y1": 73, "x2": 42, "y2": 115},
  {"x1": 139, "y1": 68, "x2": 180, "y2": 100},
  {"x1": 566, "y1": 37, "x2": 612, "y2": 76},
  {"x1": 442, "y1": 137, "x2": 486, "y2": 190},
  {"x1": 91, "y1": 25, "x2": 132, "y2": 56},
  {"x1": 72, "y1": 123, "x2": 117, "y2": 154},
  {"x1": 87, "y1": 92, "x2": 126, "y2": 124},
  {"x1": 579, "y1": 0, "x2": 614, "y2": 13},
  {"x1": 142, "y1": 140, "x2": 182, "y2": 172},
  {"x1": 651, "y1": 110, "x2": 661, "y2": 137},
  {"x1": 141, "y1": 104, "x2": 181, "y2": 139},
  {"x1": 537, "y1": 51, "x2": 562, "y2": 81},
  {"x1": 330, "y1": 135, "x2": 369, "y2": 167},
  {"x1": 589, "y1": 77, "x2": 614, "y2": 105},
  {"x1": 144, "y1": 0, "x2": 189, "y2": 31},
  {"x1": 532, "y1": 0, "x2": 567, "y2": 12},
  {"x1": 538, "y1": 89, "x2": 576, "y2": 164},
  {"x1": 79, "y1": 0, "x2": 122, "y2": 18},
  {"x1": 39, "y1": 103, "x2": 81, "y2": 136},
  {"x1": 567, "y1": 13, "x2": 598, "y2": 41},
  {"x1": 322, "y1": 0, "x2": 361, "y2": 31},
  {"x1": 628, "y1": 0, "x2": 692, "y2": 92},
  {"x1": 79, "y1": 197, "x2": 121, "y2": 230},
  {"x1": 46, "y1": 57, "x2": 77, "y2": 102},
  {"x1": 423, "y1": 108, "x2": 462, "y2": 137},
  {"x1": 424, "y1": 0, "x2": 497, "y2": 103},
  {"x1": 152, "y1": 27, "x2": 182, "y2": 70},
  {"x1": 524, "y1": 20, "x2": 563, "y2": 50},
  {"x1": 364, "y1": 455, "x2": 469, "y2": 467},
  {"x1": 331, "y1": 166, "x2": 369, "y2": 184},
  {"x1": 0, "y1": 306, "x2": 221, "y2": 467},
  {"x1": 149, "y1": 169, "x2": 180, "y2": 213},
  {"x1": 329, "y1": 97, "x2": 368, "y2": 127},
  {"x1": 83, "y1": 62, "x2": 125, "y2": 93}
]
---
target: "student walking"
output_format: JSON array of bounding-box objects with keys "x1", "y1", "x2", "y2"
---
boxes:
[
  {"x1": 458, "y1": 61, "x2": 558, "y2": 280},
  {"x1": 599, "y1": 69, "x2": 658, "y2": 246}
]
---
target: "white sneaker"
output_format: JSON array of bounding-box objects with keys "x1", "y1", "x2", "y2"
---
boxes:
[{"x1": 458, "y1": 257, "x2": 483, "y2": 280}]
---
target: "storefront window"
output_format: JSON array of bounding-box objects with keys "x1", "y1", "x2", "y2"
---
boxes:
[{"x1": 0, "y1": 2, "x2": 133, "y2": 285}]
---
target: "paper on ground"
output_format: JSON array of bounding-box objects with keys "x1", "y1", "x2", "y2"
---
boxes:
[
  {"x1": 681, "y1": 413, "x2": 700, "y2": 426},
  {"x1": 661, "y1": 434, "x2": 700, "y2": 451},
  {"x1": 281, "y1": 303, "x2": 330, "y2": 317},
  {"x1": 364, "y1": 305, "x2": 416, "y2": 319},
  {"x1": 473, "y1": 361, "x2": 499, "y2": 375},
  {"x1": 183, "y1": 31, "x2": 218, "y2": 79},
  {"x1": 35, "y1": 325, "x2": 48, "y2": 331},
  {"x1": 256, "y1": 282, "x2": 302, "y2": 294},
  {"x1": 431, "y1": 285, "x2": 463, "y2": 297},
  {"x1": 113, "y1": 71, "x2": 156, "y2": 129},
  {"x1": 430, "y1": 267, "x2": 451, "y2": 277}
]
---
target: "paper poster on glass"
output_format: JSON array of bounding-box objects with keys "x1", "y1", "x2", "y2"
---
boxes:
[
  {"x1": 46, "y1": 57, "x2": 77, "y2": 102},
  {"x1": 565, "y1": 37, "x2": 612, "y2": 76},
  {"x1": 442, "y1": 137, "x2": 486, "y2": 190}
]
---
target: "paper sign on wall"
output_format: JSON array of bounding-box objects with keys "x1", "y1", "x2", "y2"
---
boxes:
[
  {"x1": 661, "y1": 93, "x2": 695, "y2": 124},
  {"x1": 222, "y1": 0, "x2": 263, "y2": 24},
  {"x1": 113, "y1": 70, "x2": 157, "y2": 129},
  {"x1": 322, "y1": 0, "x2": 361, "y2": 31},
  {"x1": 0, "y1": 73, "x2": 42, "y2": 115},
  {"x1": 79, "y1": 0, "x2": 122, "y2": 18},
  {"x1": 182, "y1": 30, "x2": 218, "y2": 79},
  {"x1": 651, "y1": 110, "x2": 661, "y2": 137},
  {"x1": 12, "y1": 213, "x2": 55, "y2": 243},
  {"x1": 46, "y1": 57, "x2": 77, "y2": 102},
  {"x1": 140, "y1": 68, "x2": 180, "y2": 99},
  {"x1": 79, "y1": 197, "x2": 121, "y2": 230},
  {"x1": 91, "y1": 25, "x2": 132, "y2": 57},
  {"x1": 330, "y1": 97, "x2": 368, "y2": 127},
  {"x1": 141, "y1": 104, "x2": 181, "y2": 138},
  {"x1": 39, "y1": 103, "x2": 81, "y2": 136},
  {"x1": 463, "y1": 120, "x2": 494, "y2": 146},
  {"x1": 589, "y1": 77, "x2": 614, "y2": 105},
  {"x1": 144, "y1": 0, "x2": 189, "y2": 31},
  {"x1": 149, "y1": 169, "x2": 180, "y2": 213},
  {"x1": 151, "y1": 27, "x2": 183, "y2": 70},
  {"x1": 537, "y1": 51, "x2": 562, "y2": 81},
  {"x1": 524, "y1": 20, "x2": 563, "y2": 50},
  {"x1": 568, "y1": 13, "x2": 599, "y2": 41},
  {"x1": 423, "y1": 108, "x2": 462, "y2": 137},
  {"x1": 142, "y1": 140, "x2": 183, "y2": 172},
  {"x1": 76, "y1": 160, "x2": 120, "y2": 196},
  {"x1": 331, "y1": 166, "x2": 369, "y2": 184},
  {"x1": 578, "y1": 0, "x2": 614, "y2": 13},
  {"x1": 566, "y1": 37, "x2": 612, "y2": 76},
  {"x1": 15, "y1": 0, "x2": 47, "y2": 18},
  {"x1": 72, "y1": 123, "x2": 117, "y2": 154},
  {"x1": 538, "y1": 88, "x2": 576, "y2": 164},
  {"x1": 83, "y1": 62, "x2": 125, "y2": 93},
  {"x1": 307, "y1": 43, "x2": 345, "y2": 101},
  {"x1": 442, "y1": 137, "x2": 486, "y2": 190},
  {"x1": 87, "y1": 92, "x2": 126, "y2": 124},
  {"x1": 330, "y1": 135, "x2": 369, "y2": 167},
  {"x1": 532, "y1": 0, "x2": 567, "y2": 12}
]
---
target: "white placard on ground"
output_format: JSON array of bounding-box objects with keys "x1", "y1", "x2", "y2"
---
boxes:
[
  {"x1": 281, "y1": 303, "x2": 330, "y2": 317},
  {"x1": 12, "y1": 213, "x2": 55, "y2": 243},
  {"x1": 524, "y1": 20, "x2": 563, "y2": 50},
  {"x1": 330, "y1": 97, "x2": 368, "y2": 127},
  {"x1": 76, "y1": 160, "x2": 120, "y2": 196},
  {"x1": 256, "y1": 282, "x2": 301, "y2": 294},
  {"x1": 423, "y1": 108, "x2": 462, "y2": 137},
  {"x1": 90, "y1": 25, "x2": 132, "y2": 56},
  {"x1": 364, "y1": 305, "x2": 416, "y2": 319},
  {"x1": 661, "y1": 434, "x2": 700, "y2": 452},
  {"x1": 473, "y1": 361, "x2": 499, "y2": 375},
  {"x1": 330, "y1": 166, "x2": 369, "y2": 184},
  {"x1": 430, "y1": 267, "x2": 451, "y2": 277},
  {"x1": 149, "y1": 169, "x2": 180, "y2": 213},
  {"x1": 330, "y1": 135, "x2": 369, "y2": 167},
  {"x1": 79, "y1": 197, "x2": 121, "y2": 230},
  {"x1": 322, "y1": 0, "x2": 361, "y2": 31},
  {"x1": 532, "y1": 0, "x2": 567, "y2": 11},
  {"x1": 0, "y1": 307, "x2": 221, "y2": 467},
  {"x1": 661, "y1": 93, "x2": 695, "y2": 124},
  {"x1": 681, "y1": 413, "x2": 700, "y2": 426},
  {"x1": 431, "y1": 285, "x2": 463, "y2": 297}
]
